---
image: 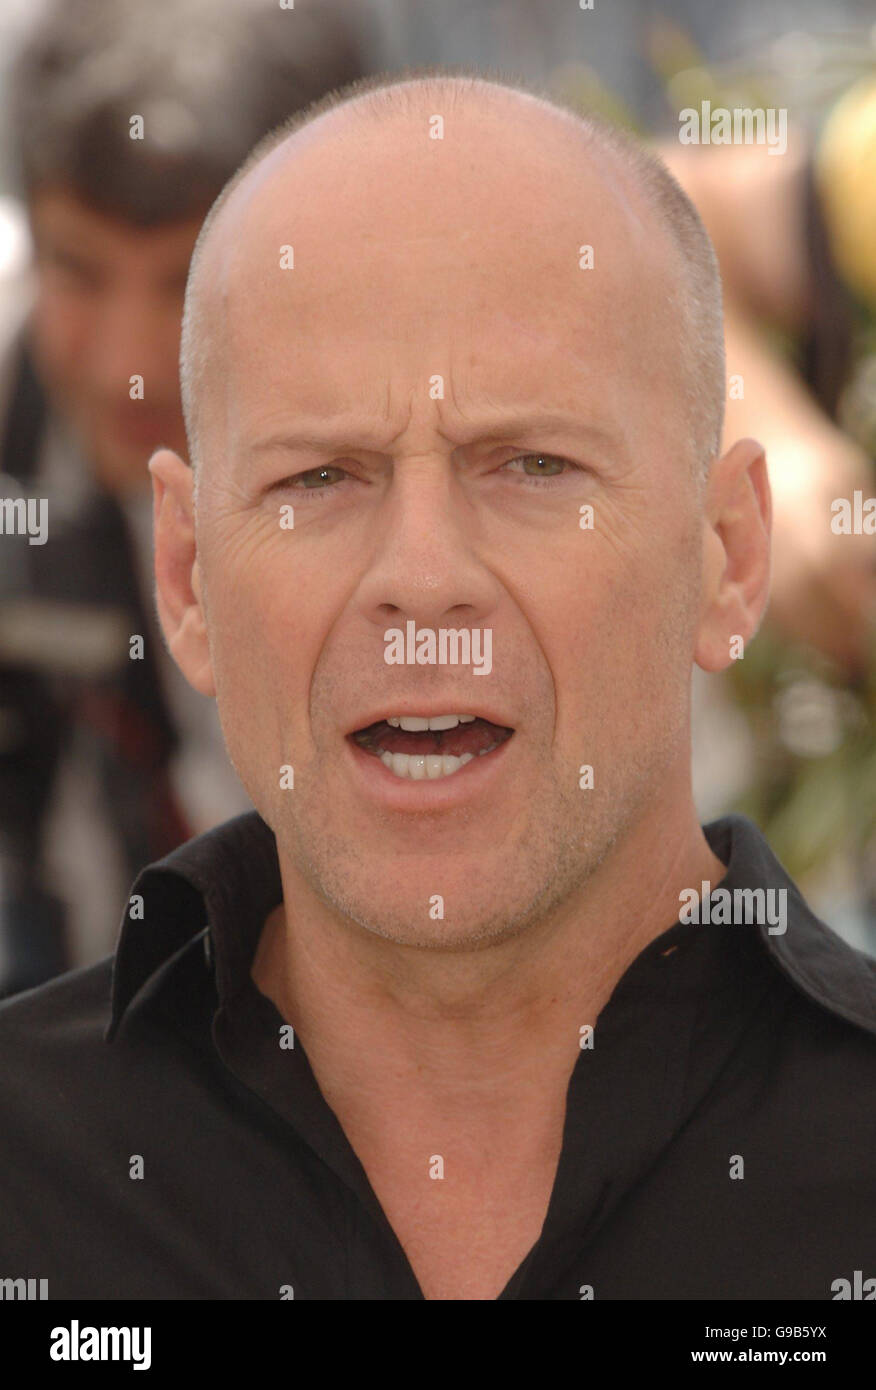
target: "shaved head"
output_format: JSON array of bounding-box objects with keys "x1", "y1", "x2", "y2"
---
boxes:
[{"x1": 179, "y1": 69, "x2": 725, "y2": 492}]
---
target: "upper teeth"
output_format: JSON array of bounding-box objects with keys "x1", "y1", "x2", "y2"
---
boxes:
[{"x1": 386, "y1": 714, "x2": 477, "y2": 730}]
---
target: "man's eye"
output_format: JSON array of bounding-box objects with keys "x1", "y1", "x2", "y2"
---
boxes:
[
  {"x1": 286, "y1": 466, "x2": 349, "y2": 490},
  {"x1": 501, "y1": 453, "x2": 573, "y2": 481}
]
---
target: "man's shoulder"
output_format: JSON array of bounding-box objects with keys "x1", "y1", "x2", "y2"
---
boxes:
[
  {"x1": 0, "y1": 957, "x2": 114, "y2": 1049},
  {"x1": 763, "y1": 907, "x2": 876, "y2": 1043},
  {"x1": 0, "y1": 921, "x2": 214, "y2": 1049},
  {"x1": 753, "y1": 879, "x2": 876, "y2": 1084},
  {"x1": 763, "y1": 936, "x2": 876, "y2": 1082},
  {"x1": 0, "y1": 945, "x2": 224, "y2": 1296},
  {"x1": 0, "y1": 938, "x2": 217, "y2": 1182},
  {"x1": 707, "y1": 813, "x2": 876, "y2": 1043},
  {"x1": 0, "y1": 962, "x2": 121, "y2": 1163},
  {"x1": 0, "y1": 936, "x2": 208, "y2": 1092}
]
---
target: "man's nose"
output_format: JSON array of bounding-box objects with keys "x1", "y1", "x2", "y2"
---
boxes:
[{"x1": 352, "y1": 455, "x2": 503, "y2": 634}]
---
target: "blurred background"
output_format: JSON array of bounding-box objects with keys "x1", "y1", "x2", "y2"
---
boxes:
[{"x1": 0, "y1": 0, "x2": 873, "y2": 997}]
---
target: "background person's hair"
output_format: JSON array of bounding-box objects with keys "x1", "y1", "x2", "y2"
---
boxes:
[
  {"x1": 180, "y1": 67, "x2": 726, "y2": 491},
  {"x1": 6, "y1": 0, "x2": 370, "y2": 227}
]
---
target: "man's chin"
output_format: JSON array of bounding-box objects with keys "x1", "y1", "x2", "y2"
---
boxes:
[
  {"x1": 325, "y1": 899, "x2": 535, "y2": 953},
  {"x1": 302, "y1": 854, "x2": 565, "y2": 954}
]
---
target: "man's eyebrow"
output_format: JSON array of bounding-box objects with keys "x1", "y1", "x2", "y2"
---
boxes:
[
  {"x1": 246, "y1": 426, "x2": 381, "y2": 456},
  {"x1": 245, "y1": 411, "x2": 624, "y2": 459},
  {"x1": 451, "y1": 411, "x2": 624, "y2": 457}
]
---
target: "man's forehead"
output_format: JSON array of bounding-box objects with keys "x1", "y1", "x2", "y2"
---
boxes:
[
  {"x1": 205, "y1": 93, "x2": 672, "y2": 312},
  {"x1": 193, "y1": 89, "x2": 686, "y2": 464}
]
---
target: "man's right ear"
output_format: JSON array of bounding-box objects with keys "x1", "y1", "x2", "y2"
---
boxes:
[{"x1": 148, "y1": 448, "x2": 216, "y2": 697}]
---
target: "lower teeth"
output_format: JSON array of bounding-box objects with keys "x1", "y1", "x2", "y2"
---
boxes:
[{"x1": 378, "y1": 746, "x2": 497, "y2": 779}]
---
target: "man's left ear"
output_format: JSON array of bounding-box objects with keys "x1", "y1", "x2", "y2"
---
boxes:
[
  {"x1": 695, "y1": 436, "x2": 772, "y2": 673},
  {"x1": 148, "y1": 448, "x2": 216, "y2": 697}
]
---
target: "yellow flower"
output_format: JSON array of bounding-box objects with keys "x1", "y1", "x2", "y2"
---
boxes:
[{"x1": 816, "y1": 74, "x2": 876, "y2": 313}]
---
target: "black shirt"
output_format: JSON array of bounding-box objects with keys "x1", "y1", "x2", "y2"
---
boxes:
[{"x1": 0, "y1": 810, "x2": 874, "y2": 1300}]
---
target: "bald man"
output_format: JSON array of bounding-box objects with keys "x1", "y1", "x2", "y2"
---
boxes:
[{"x1": 0, "y1": 72, "x2": 874, "y2": 1306}]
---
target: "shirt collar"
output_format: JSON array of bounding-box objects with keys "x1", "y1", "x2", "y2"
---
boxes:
[
  {"x1": 105, "y1": 810, "x2": 876, "y2": 1043},
  {"x1": 105, "y1": 811, "x2": 281, "y2": 1041}
]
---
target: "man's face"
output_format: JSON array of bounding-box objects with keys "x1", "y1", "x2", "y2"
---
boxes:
[
  {"x1": 192, "y1": 111, "x2": 706, "y2": 948},
  {"x1": 28, "y1": 188, "x2": 202, "y2": 495}
]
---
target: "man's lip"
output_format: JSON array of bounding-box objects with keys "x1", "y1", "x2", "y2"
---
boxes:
[
  {"x1": 344, "y1": 725, "x2": 515, "y2": 808},
  {"x1": 345, "y1": 706, "x2": 516, "y2": 736}
]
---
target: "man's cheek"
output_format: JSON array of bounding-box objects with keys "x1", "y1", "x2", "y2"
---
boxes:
[
  {"x1": 211, "y1": 584, "x2": 315, "y2": 725},
  {"x1": 212, "y1": 651, "x2": 289, "y2": 817}
]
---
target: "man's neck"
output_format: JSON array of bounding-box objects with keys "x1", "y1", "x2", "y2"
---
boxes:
[{"x1": 250, "y1": 798, "x2": 727, "y2": 1131}]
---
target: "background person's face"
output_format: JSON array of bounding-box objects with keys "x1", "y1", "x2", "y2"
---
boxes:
[
  {"x1": 28, "y1": 188, "x2": 200, "y2": 495},
  {"x1": 195, "y1": 115, "x2": 706, "y2": 949}
]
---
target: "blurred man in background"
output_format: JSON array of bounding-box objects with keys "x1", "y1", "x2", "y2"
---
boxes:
[{"x1": 0, "y1": 0, "x2": 370, "y2": 996}]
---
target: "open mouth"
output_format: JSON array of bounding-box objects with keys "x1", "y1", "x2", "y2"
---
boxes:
[{"x1": 349, "y1": 713, "x2": 515, "y2": 780}]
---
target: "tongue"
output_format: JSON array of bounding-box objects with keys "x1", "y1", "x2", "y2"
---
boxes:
[{"x1": 371, "y1": 716, "x2": 509, "y2": 758}]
